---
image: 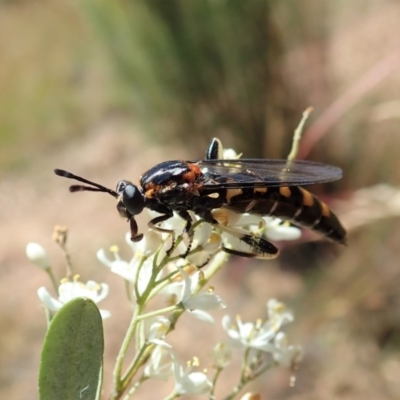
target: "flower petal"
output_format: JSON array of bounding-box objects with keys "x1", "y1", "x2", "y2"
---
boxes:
[
  {"x1": 37, "y1": 287, "x2": 62, "y2": 311},
  {"x1": 183, "y1": 292, "x2": 226, "y2": 311},
  {"x1": 188, "y1": 309, "x2": 215, "y2": 323}
]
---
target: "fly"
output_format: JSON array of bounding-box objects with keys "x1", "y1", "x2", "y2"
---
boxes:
[{"x1": 54, "y1": 138, "x2": 346, "y2": 259}]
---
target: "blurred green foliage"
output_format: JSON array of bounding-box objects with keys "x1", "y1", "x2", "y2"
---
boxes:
[
  {"x1": 2, "y1": 0, "x2": 399, "y2": 183},
  {"x1": 79, "y1": 0, "x2": 285, "y2": 156},
  {"x1": 1, "y1": 0, "x2": 289, "y2": 170},
  {"x1": 0, "y1": 1, "x2": 111, "y2": 170}
]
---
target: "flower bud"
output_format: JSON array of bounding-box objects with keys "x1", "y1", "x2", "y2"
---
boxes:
[
  {"x1": 211, "y1": 342, "x2": 231, "y2": 369},
  {"x1": 26, "y1": 242, "x2": 51, "y2": 270}
]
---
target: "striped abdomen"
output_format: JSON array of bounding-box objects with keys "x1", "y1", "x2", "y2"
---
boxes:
[{"x1": 224, "y1": 186, "x2": 346, "y2": 244}]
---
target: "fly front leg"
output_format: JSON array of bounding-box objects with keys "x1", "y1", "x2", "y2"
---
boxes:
[
  {"x1": 129, "y1": 217, "x2": 143, "y2": 242},
  {"x1": 148, "y1": 211, "x2": 195, "y2": 257},
  {"x1": 147, "y1": 212, "x2": 176, "y2": 255}
]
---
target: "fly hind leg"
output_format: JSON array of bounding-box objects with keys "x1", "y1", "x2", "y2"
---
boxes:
[
  {"x1": 201, "y1": 210, "x2": 280, "y2": 259},
  {"x1": 237, "y1": 234, "x2": 280, "y2": 259}
]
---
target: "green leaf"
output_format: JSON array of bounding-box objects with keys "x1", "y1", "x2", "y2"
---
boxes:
[{"x1": 39, "y1": 298, "x2": 104, "y2": 400}]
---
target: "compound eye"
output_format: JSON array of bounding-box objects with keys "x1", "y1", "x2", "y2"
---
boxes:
[{"x1": 116, "y1": 180, "x2": 145, "y2": 216}]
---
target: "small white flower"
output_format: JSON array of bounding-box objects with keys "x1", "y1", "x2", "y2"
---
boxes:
[
  {"x1": 38, "y1": 278, "x2": 110, "y2": 319},
  {"x1": 97, "y1": 244, "x2": 156, "y2": 296},
  {"x1": 201, "y1": 232, "x2": 222, "y2": 253},
  {"x1": 211, "y1": 342, "x2": 232, "y2": 369},
  {"x1": 272, "y1": 332, "x2": 303, "y2": 367},
  {"x1": 97, "y1": 247, "x2": 131, "y2": 279},
  {"x1": 187, "y1": 225, "x2": 222, "y2": 266},
  {"x1": 144, "y1": 345, "x2": 174, "y2": 380},
  {"x1": 266, "y1": 298, "x2": 294, "y2": 327},
  {"x1": 222, "y1": 315, "x2": 276, "y2": 352},
  {"x1": 190, "y1": 220, "x2": 213, "y2": 247},
  {"x1": 147, "y1": 316, "x2": 172, "y2": 347},
  {"x1": 222, "y1": 299, "x2": 294, "y2": 352},
  {"x1": 223, "y1": 147, "x2": 241, "y2": 160},
  {"x1": 97, "y1": 229, "x2": 163, "y2": 280},
  {"x1": 173, "y1": 355, "x2": 213, "y2": 395},
  {"x1": 180, "y1": 270, "x2": 226, "y2": 311},
  {"x1": 165, "y1": 269, "x2": 226, "y2": 322},
  {"x1": 212, "y1": 208, "x2": 263, "y2": 229},
  {"x1": 263, "y1": 217, "x2": 301, "y2": 241},
  {"x1": 26, "y1": 243, "x2": 51, "y2": 269}
]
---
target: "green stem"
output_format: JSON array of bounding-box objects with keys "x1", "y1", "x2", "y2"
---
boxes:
[
  {"x1": 133, "y1": 256, "x2": 148, "y2": 301},
  {"x1": 121, "y1": 342, "x2": 151, "y2": 387},
  {"x1": 223, "y1": 380, "x2": 247, "y2": 400},
  {"x1": 111, "y1": 306, "x2": 141, "y2": 398},
  {"x1": 45, "y1": 267, "x2": 59, "y2": 296},
  {"x1": 110, "y1": 230, "x2": 229, "y2": 399},
  {"x1": 154, "y1": 269, "x2": 180, "y2": 287},
  {"x1": 201, "y1": 250, "x2": 229, "y2": 287},
  {"x1": 58, "y1": 241, "x2": 74, "y2": 279},
  {"x1": 287, "y1": 107, "x2": 313, "y2": 162},
  {"x1": 134, "y1": 305, "x2": 180, "y2": 322},
  {"x1": 125, "y1": 280, "x2": 133, "y2": 304},
  {"x1": 210, "y1": 368, "x2": 223, "y2": 399},
  {"x1": 223, "y1": 348, "x2": 251, "y2": 400},
  {"x1": 122, "y1": 375, "x2": 148, "y2": 400}
]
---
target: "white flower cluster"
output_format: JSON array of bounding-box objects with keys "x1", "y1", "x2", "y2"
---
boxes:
[
  {"x1": 27, "y1": 226, "x2": 302, "y2": 397},
  {"x1": 97, "y1": 216, "x2": 228, "y2": 319},
  {"x1": 222, "y1": 299, "x2": 303, "y2": 369},
  {"x1": 27, "y1": 242, "x2": 110, "y2": 319},
  {"x1": 38, "y1": 277, "x2": 111, "y2": 319},
  {"x1": 129, "y1": 300, "x2": 302, "y2": 396}
]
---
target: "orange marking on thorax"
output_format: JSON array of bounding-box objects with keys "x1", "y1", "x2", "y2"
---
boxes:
[
  {"x1": 182, "y1": 163, "x2": 201, "y2": 183},
  {"x1": 145, "y1": 188, "x2": 156, "y2": 198}
]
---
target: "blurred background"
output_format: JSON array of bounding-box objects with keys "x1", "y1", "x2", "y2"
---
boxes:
[{"x1": 1, "y1": 0, "x2": 400, "y2": 398}]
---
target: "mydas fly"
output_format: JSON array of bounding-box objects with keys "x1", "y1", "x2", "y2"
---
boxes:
[{"x1": 54, "y1": 138, "x2": 346, "y2": 259}]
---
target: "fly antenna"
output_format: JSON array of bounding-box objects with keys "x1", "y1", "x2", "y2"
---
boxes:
[{"x1": 54, "y1": 169, "x2": 118, "y2": 198}]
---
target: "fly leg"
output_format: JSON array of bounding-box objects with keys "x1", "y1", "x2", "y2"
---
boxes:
[
  {"x1": 147, "y1": 212, "x2": 176, "y2": 255},
  {"x1": 148, "y1": 211, "x2": 195, "y2": 257},
  {"x1": 218, "y1": 224, "x2": 279, "y2": 259},
  {"x1": 157, "y1": 210, "x2": 198, "y2": 259},
  {"x1": 177, "y1": 211, "x2": 195, "y2": 258},
  {"x1": 201, "y1": 210, "x2": 280, "y2": 259},
  {"x1": 129, "y1": 218, "x2": 143, "y2": 242}
]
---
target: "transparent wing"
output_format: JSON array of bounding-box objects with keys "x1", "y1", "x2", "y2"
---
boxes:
[{"x1": 195, "y1": 158, "x2": 343, "y2": 188}]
